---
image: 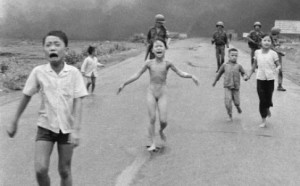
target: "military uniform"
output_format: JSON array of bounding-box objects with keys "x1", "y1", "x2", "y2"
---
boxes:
[
  {"x1": 212, "y1": 30, "x2": 228, "y2": 71},
  {"x1": 248, "y1": 30, "x2": 264, "y2": 65},
  {"x1": 146, "y1": 25, "x2": 168, "y2": 59},
  {"x1": 271, "y1": 30, "x2": 286, "y2": 91}
]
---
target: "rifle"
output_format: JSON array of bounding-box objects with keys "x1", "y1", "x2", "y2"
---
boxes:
[{"x1": 145, "y1": 44, "x2": 152, "y2": 61}]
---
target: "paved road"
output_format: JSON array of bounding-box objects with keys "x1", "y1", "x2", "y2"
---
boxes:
[{"x1": 1, "y1": 38, "x2": 300, "y2": 186}]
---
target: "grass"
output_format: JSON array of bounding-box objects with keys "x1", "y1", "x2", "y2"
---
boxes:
[{"x1": 0, "y1": 38, "x2": 144, "y2": 91}]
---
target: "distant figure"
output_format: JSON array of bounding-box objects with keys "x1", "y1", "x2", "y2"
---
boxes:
[
  {"x1": 247, "y1": 34, "x2": 281, "y2": 128},
  {"x1": 212, "y1": 21, "x2": 229, "y2": 72},
  {"x1": 6, "y1": 30, "x2": 88, "y2": 186},
  {"x1": 212, "y1": 48, "x2": 248, "y2": 121},
  {"x1": 145, "y1": 14, "x2": 170, "y2": 60},
  {"x1": 81, "y1": 46, "x2": 105, "y2": 94},
  {"x1": 247, "y1": 21, "x2": 264, "y2": 66},
  {"x1": 271, "y1": 27, "x2": 286, "y2": 91},
  {"x1": 117, "y1": 38, "x2": 199, "y2": 152},
  {"x1": 228, "y1": 33, "x2": 232, "y2": 42}
]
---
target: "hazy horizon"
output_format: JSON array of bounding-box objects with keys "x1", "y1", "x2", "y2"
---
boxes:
[{"x1": 0, "y1": 0, "x2": 299, "y2": 40}]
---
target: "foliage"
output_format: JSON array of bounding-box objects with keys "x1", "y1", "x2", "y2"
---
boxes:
[{"x1": 1, "y1": 58, "x2": 33, "y2": 90}]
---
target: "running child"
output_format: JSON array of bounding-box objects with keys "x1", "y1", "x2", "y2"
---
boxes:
[
  {"x1": 247, "y1": 34, "x2": 281, "y2": 128},
  {"x1": 212, "y1": 48, "x2": 248, "y2": 121},
  {"x1": 6, "y1": 30, "x2": 88, "y2": 186},
  {"x1": 81, "y1": 46, "x2": 105, "y2": 94},
  {"x1": 117, "y1": 38, "x2": 199, "y2": 151}
]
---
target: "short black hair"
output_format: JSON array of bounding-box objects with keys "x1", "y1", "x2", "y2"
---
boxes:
[
  {"x1": 87, "y1": 46, "x2": 96, "y2": 55},
  {"x1": 228, "y1": 48, "x2": 238, "y2": 53},
  {"x1": 261, "y1": 33, "x2": 272, "y2": 39},
  {"x1": 261, "y1": 33, "x2": 274, "y2": 43},
  {"x1": 42, "y1": 30, "x2": 68, "y2": 47},
  {"x1": 153, "y1": 38, "x2": 167, "y2": 48}
]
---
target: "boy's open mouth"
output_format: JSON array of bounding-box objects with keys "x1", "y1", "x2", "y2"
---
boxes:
[
  {"x1": 49, "y1": 53, "x2": 58, "y2": 58},
  {"x1": 156, "y1": 51, "x2": 163, "y2": 54}
]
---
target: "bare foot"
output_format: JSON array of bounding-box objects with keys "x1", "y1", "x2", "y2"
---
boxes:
[
  {"x1": 259, "y1": 123, "x2": 266, "y2": 128},
  {"x1": 147, "y1": 144, "x2": 156, "y2": 151},
  {"x1": 236, "y1": 106, "x2": 242, "y2": 114},
  {"x1": 267, "y1": 109, "x2": 271, "y2": 118},
  {"x1": 227, "y1": 114, "x2": 233, "y2": 122}
]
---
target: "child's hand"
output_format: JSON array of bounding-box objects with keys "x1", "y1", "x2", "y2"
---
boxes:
[
  {"x1": 212, "y1": 81, "x2": 217, "y2": 87},
  {"x1": 6, "y1": 121, "x2": 18, "y2": 138},
  {"x1": 117, "y1": 84, "x2": 125, "y2": 95},
  {"x1": 192, "y1": 76, "x2": 199, "y2": 86},
  {"x1": 243, "y1": 75, "x2": 248, "y2": 81},
  {"x1": 275, "y1": 66, "x2": 281, "y2": 73},
  {"x1": 69, "y1": 131, "x2": 80, "y2": 148}
]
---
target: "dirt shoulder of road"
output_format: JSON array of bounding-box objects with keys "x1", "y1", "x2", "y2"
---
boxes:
[
  {"x1": 231, "y1": 40, "x2": 300, "y2": 87},
  {"x1": 0, "y1": 43, "x2": 145, "y2": 105}
]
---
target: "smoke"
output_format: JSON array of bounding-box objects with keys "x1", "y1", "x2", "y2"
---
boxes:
[{"x1": 0, "y1": 0, "x2": 300, "y2": 40}]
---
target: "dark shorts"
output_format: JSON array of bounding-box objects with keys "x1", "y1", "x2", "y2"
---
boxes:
[{"x1": 36, "y1": 126, "x2": 70, "y2": 144}]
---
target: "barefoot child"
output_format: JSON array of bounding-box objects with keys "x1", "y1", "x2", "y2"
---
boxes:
[
  {"x1": 117, "y1": 38, "x2": 199, "y2": 151},
  {"x1": 212, "y1": 48, "x2": 248, "y2": 121},
  {"x1": 6, "y1": 31, "x2": 88, "y2": 186},
  {"x1": 81, "y1": 46, "x2": 105, "y2": 94},
  {"x1": 248, "y1": 34, "x2": 281, "y2": 128}
]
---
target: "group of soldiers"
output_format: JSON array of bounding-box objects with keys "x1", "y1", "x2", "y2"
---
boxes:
[{"x1": 144, "y1": 14, "x2": 286, "y2": 92}]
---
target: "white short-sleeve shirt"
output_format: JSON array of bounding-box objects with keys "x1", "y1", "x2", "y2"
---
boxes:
[
  {"x1": 254, "y1": 49, "x2": 279, "y2": 80},
  {"x1": 81, "y1": 56, "x2": 100, "y2": 77},
  {"x1": 23, "y1": 63, "x2": 88, "y2": 134}
]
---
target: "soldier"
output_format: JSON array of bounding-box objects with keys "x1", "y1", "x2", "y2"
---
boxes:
[
  {"x1": 212, "y1": 21, "x2": 229, "y2": 72},
  {"x1": 145, "y1": 14, "x2": 170, "y2": 60},
  {"x1": 247, "y1": 21, "x2": 264, "y2": 66},
  {"x1": 271, "y1": 27, "x2": 286, "y2": 91}
]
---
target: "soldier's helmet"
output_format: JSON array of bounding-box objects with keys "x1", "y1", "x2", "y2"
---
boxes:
[
  {"x1": 155, "y1": 14, "x2": 165, "y2": 23},
  {"x1": 254, "y1": 21, "x2": 262, "y2": 27},
  {"x1": 271, "y1": 27, "x2": 281, "y2": 35},
  {"x1": 216, "y1": 21, "x2": 224, "y2": 28}
]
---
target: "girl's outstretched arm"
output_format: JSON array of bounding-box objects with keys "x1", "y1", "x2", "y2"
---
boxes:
[
  {"x1": 248, "y1": 58, "x2": 257, "y2": 80},
  {"x1": 117, "y1": 63, "x2": 149, "y2": 94},
  {"x1": 168, "y1": 62, "x2": 199, "y2": 86}
]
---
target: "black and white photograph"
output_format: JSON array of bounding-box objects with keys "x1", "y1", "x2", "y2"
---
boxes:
[{"x1": 1, "y1": 0, "x2": 300, "y2": 185}]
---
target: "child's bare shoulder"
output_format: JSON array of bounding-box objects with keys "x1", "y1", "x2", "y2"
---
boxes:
[
  {"x1": 145, "y1": 59, "x2": 154, "y2": 66},
  {"x1": 165, "y1": 60, "x2": 174, "y2": 67}
]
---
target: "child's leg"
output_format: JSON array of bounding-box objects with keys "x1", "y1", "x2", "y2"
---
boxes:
[
  {"x1": 257, "y1": 80, "x2": 268, "y2": 127},
  {"x1": 157, "y1": 94, "x2": 167, "y2": 141},
  {"x1": 224, "y1": 88, "x2": 233, "y2": 119},
  {"x1": 146, "y1": 91, "x2": 157, "y2": 149},
  {"x1": 35, "y1": 141, "x2": 54, "y2": 186},
  {"x1": 233, "y1": 89, "x2": 242, "y2": 113},
  {"x1": 91, "y1": 76, "x2": 96, "y2": 93},
  {"x1": 265, "y1": 80, "x2": 275, "y2": 117},
  {"x1": 57, "y1": 144, "x2": 73, "y2": 186},
  {"x1": 86, "y1": 78, "x2": 91, "y2": 92}
]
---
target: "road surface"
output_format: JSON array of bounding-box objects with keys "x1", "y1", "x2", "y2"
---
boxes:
[{"x1": 1, "y1": 38, "x2": 300, "y2": 186}]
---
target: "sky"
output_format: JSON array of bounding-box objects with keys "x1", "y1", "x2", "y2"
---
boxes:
[
  {"x1": 0, "y1": 0, "x2": 299, "y2": 40},
  {"x1": 0, "y1": 0, "x2": 4, "y2": 18}
]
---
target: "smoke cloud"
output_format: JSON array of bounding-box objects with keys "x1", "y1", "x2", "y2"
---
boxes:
[{"x1": 0, "y1": 0, "x2": 299, "y2": 40}]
